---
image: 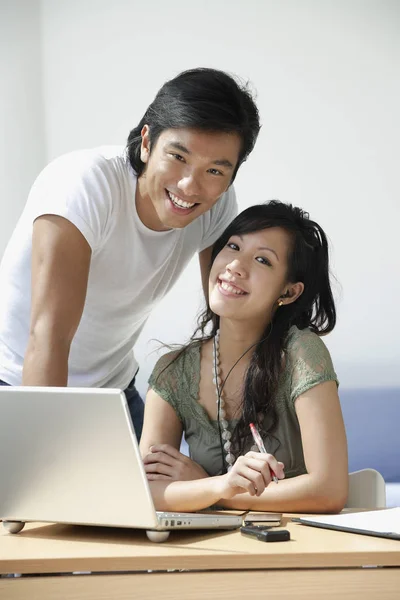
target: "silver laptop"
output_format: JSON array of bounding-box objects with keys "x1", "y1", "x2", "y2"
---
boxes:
[{"x1": 0, "y1": 387, "x2": 242, "y2": 539}]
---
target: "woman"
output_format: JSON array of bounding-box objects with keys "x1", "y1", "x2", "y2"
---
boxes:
[{"x1": 139, "y1": 201, "x2": 348, "y2": 513}]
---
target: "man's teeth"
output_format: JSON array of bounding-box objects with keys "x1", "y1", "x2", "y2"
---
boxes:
[
  {"x1": 168, "y1": 191, "x2": 195, "y2": 209},
  {"x1": 219, "y1": 281, "x2": 245, "y2": 295}
]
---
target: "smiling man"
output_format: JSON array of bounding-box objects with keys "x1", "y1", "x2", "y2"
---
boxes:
[{"x1": 0, "y1": 68, "x2": 260, "y2": 439}]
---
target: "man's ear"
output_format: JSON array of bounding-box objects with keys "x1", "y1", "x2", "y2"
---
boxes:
[
  {"x1": 140, "y1": 124, "x2": 151, "y2": 163},
  {"x1": 279, "y1": 282, "x2": 304, "y2": 306}
]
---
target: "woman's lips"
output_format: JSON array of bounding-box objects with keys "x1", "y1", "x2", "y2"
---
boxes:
[{"x1": 217, "y1": 278, "x2": 248, "y2": 296}]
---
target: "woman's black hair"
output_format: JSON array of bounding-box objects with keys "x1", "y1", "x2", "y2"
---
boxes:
[
  {"x1": 126, "y1": 68, "x2": 260, "y2": 182},
  {"x1": 193, "y1": 200, "x2": 337, "y2": 454}
]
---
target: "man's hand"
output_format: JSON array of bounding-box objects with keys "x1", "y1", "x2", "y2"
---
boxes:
[
  {"x1": 143, "y1": 444, "x2": 209, "y2": 481},
  {"x1": 216, "y1": 451, "x2": 285, "y2": 500}
]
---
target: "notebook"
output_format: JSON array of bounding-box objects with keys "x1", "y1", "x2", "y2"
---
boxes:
[
  {"x1": 0, "y1": 387, "x2": 242, "y2": 538},
  {"x1": 292, "y1": 508, "x2": 400, "y2": 540}
]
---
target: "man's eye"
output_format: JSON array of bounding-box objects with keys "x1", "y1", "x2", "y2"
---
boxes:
[
  {"x1": 208, "y1": 168, "x2": 223, "y2": 176},
  {"x1": 256, "y1": 256, "x2": 272, "y2": 266},
  {"x1": 170, "y1": 153, "x2": 185, "y2": 162}
]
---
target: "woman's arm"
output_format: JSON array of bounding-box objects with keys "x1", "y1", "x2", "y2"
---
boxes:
[
  {"x1": 140, "y1": 388, "x2": 284, "y2": 512},
  {"x1": 139, "y1": 388, "x2": 183, "y2": 458},
  {"x1": 141, "y1": 381, "x2": 348, "y2": 513},
  {"x1": 140, "y1": 388, "x2": 220, "y2": 510},
  {"x1": 218, "y1": 380, "x2": 349, "y2": 513}
]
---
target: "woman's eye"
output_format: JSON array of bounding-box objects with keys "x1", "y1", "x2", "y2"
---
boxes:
[
  {"x1": 227, "y1": 242, "x2": 239, "y2": 251},
  {"x1": 256, "y1": 256, "x2": 272, "y2": 266}
]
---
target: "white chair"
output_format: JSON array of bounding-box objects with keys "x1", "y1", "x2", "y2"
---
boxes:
[{"x1": 346, "y1": 468, "x2": 386, "y2": 509}]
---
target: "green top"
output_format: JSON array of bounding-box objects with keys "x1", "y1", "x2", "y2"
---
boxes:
[{"x1": 148, "y1": 326, "x2": 338, "y2": 478}]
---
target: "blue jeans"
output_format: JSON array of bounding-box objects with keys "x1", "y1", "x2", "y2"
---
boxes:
[
  {"x1": 123, "y1": 376, "x2": 144, "y2": 441},
  {"x1": 0, "y1": 377, "x2": 144, "y2": 442}
]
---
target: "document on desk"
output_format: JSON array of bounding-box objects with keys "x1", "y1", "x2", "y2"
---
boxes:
[{"x1": 292, "y1": 507, "x2": 400, "y2": 540}]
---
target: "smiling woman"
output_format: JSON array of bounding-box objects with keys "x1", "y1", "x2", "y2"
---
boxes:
[
  {"x1": 139, "y1": 200, "x2": 349, "y2": 515},
  {"x1": 209, "y1": 227, "x2": 304, "y2": 326}
]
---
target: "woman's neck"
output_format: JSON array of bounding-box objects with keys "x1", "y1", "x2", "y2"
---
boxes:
[{"x1": 217, "y1": 318, "x2": 270, "y2": 368}]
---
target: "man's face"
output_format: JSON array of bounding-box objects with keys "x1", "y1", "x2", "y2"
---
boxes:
[{"x1": 135, "y1": 127, "x2": 241, "y2": 231}]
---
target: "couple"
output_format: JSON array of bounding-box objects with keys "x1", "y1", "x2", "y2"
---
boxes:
[{"x1": 0, "y1": 67, "x2": 347, "y2": 513}]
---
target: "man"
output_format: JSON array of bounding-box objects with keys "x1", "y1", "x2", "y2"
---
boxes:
[{"x1": 0, "y1": 68, "x2": 260, "y2": 439}]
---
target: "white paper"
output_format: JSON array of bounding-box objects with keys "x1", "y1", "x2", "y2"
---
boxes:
[{"x1": 300, "y1": 507, "x2": 400, "y2": 534}]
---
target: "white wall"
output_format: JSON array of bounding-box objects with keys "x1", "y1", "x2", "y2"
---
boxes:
[
  {"x1": 0, "y1": 0, "x2": 45, "y2": 256},
  {"x1": 3, "y1": 0, "x2": 399, "y2": 393}
]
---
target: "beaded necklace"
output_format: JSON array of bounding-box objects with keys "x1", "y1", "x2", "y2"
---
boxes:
[
  {"x1": 212, "y1": 329, "x2": 236, "y2": 471},
  {"x1": 211, "y1": 324, "x2": 273, "y2": 472}
]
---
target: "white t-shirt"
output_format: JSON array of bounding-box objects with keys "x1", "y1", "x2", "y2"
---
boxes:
[{"x1": 0, "y1": 146, "x2": 237, "y2": 389}]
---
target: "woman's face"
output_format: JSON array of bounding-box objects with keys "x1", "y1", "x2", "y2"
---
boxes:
[{"x1": 209, "y1": 227, "x2": 294, "y2": 327}]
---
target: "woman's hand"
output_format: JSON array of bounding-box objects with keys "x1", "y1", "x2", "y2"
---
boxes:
[
  {"x1": 143, "y1": 444, "x2": 209, "y2": 481},
  {"x1": 216, "y1": 451, "x2": 285, "y2": 500}
]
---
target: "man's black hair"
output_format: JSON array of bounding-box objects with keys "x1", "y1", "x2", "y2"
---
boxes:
[{"x1": 126, "y1": 67, "x2": 260, "y2": 182}]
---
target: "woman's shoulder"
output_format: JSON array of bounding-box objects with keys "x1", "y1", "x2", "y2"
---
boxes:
[
  {"x1": 149, "y1": 342, "x2": 201, "y2": 386},
  {"x1": 148, "y1": 342, "x2": 203, "y2": 417},
  {"x1": 284, "y1": 326, "x2": 338, "y2": 402},
  {"x1": 286, "y1": 326, "x2": 331, "y2": 361}
]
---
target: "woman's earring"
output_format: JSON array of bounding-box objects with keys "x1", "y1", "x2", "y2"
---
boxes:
[{"x1": 278, "y1": 300, "x2": 283, "y2": 307}]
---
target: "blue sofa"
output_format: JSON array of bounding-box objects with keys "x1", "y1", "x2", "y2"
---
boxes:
[{"x1": 340, "y1": 387, "x2": 400, "y2": 508}]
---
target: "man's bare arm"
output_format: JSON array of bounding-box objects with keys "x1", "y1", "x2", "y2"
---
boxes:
[
  {"x1": 23, "y1": 215, "x2": 91, "y2": 386},
  {"x1": 198, "y1": 245, "x2": 213, "y2": 302}
]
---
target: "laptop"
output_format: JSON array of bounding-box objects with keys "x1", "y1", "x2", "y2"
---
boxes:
[{"x1": 0, "y1": 387, "x2": 242, "y2": 540}]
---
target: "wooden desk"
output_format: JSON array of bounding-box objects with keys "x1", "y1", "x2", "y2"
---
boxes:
[{"x1": 1, "y1": 515, "x2": 399, "y2": 599}]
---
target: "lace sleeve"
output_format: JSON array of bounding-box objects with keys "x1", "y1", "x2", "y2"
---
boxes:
[
  {"x1": 148, "y1": 349, "x2": 184, "y2": 420},
  {"x1": 288, "y1": 329, "x2": 338, "y2": 405},
  {"x1": 148, "y1": 345, "x2": 200, "y2": 422}
]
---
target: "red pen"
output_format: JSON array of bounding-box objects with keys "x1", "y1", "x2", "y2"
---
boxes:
[{"x1": 249, "y1": 422, "x2": 279, "y2": 483}]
